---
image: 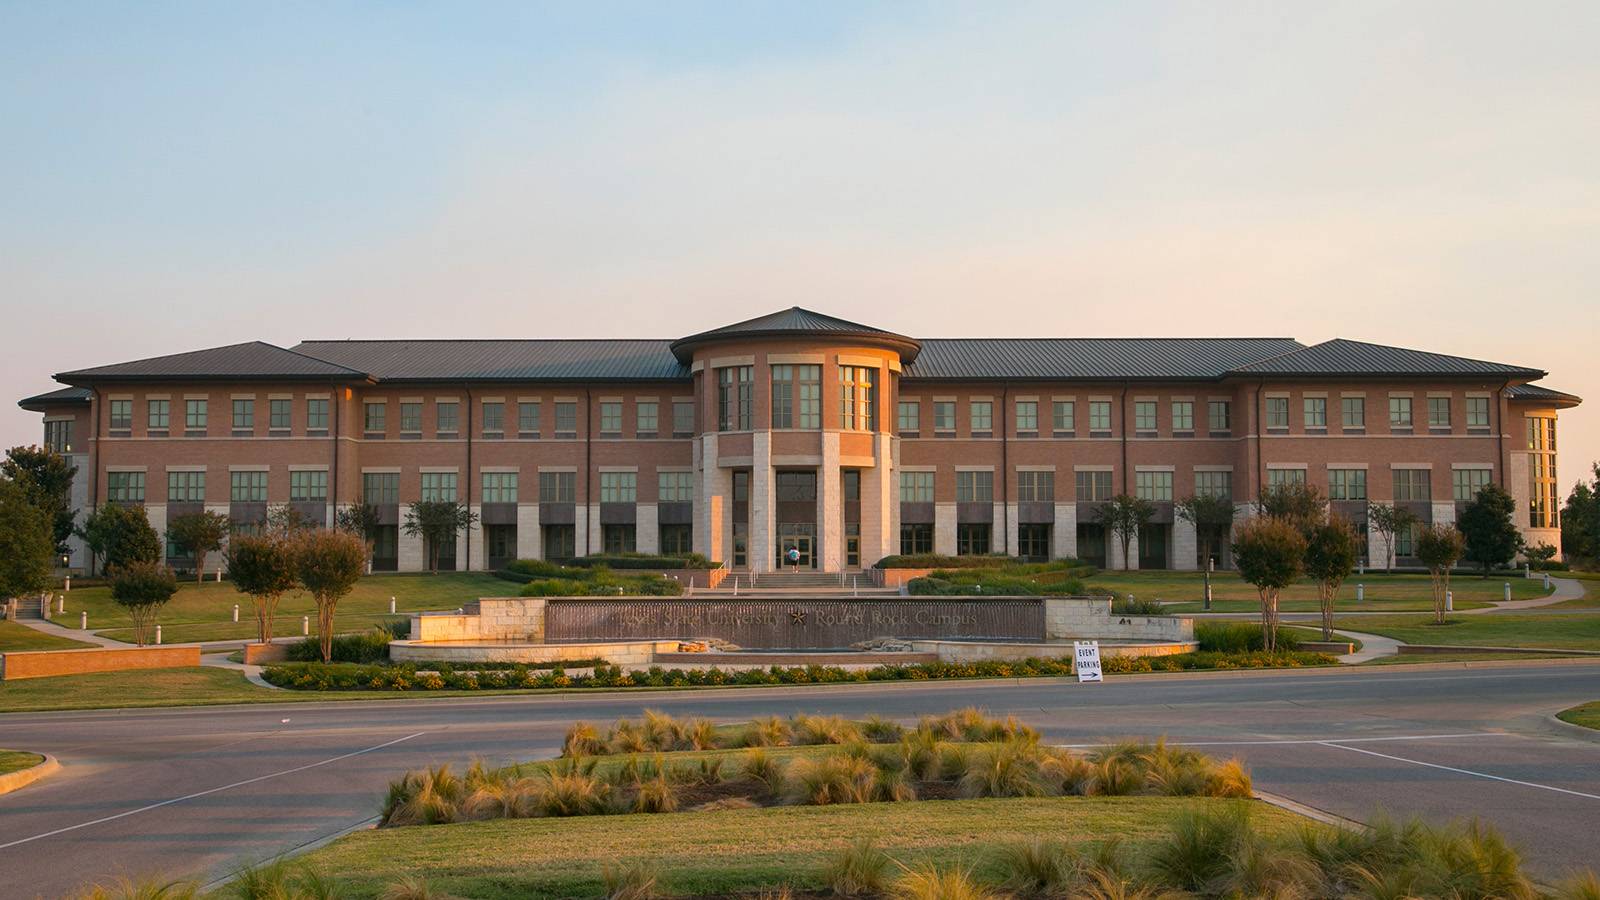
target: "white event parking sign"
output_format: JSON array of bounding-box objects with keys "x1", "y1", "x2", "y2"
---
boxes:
[{"x1": 1074, "y1": 640, "x2": 1103, "y2": 683}]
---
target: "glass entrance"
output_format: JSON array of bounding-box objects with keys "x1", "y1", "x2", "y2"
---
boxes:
[{"x1": 777, "y1": 524, "x2": 816, "y2": 569}]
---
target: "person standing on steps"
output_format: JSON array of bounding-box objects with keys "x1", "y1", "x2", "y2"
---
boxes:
[{"x1": 787, "y1": 545, "x2": 801, "y2": 572}]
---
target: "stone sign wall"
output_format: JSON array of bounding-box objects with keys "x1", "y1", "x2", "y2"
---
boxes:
[{"x1": 544, "y1": 598, "x2": 1046, "y2": 648}]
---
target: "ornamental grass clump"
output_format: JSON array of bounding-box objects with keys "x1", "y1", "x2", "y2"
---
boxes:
[
  {"x1": 631, "y1": 775, "x2": 678, "y2": 814},
  {"x1": 562, "y1": 721, "x2": 605, "y2": 757},
  {"x1": 957, "y1": 740, "x2": 1049, "y2": 799},
  {"x1": 787, "y1": 754, "x2": 879, "y2": 805},
  {"x1": 380, "y1": 765, "x2": 465, "y2": 827},
  {"x1": 995, "y1": 838, "x2": 1075, "y2": 894},
  {"x1": 862, "y1": 714, "x2": 906, "y2": 743},
  {"x1": 742, "y1": 748, "x2": 785, "y2": 798},
  {"x1": 888, "y1": 864, "x2": 999, "y2": 900},
  {"x1": 822, "y1": 839, "x2": 892, "y2": 897},
  {"x1": 743, "y1": 715, "x2": 794, "y2": 747},
  {"x1": 536, "y1": 769, "x2": 609, "y2": 817},
  {"x1": 792, "y1": 713, "x2": 862, "y2": 745},
  {"x1": 602, "y1": 861, "x2": 659, "y2": 900}
]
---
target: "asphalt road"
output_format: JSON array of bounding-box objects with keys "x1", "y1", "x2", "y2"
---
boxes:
[{"x1": 3, "y1": 662, "x2": 1599, "y2": 897}]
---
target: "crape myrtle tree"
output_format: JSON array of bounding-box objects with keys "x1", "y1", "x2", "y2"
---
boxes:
[
  {"x1": 1456, "y1": 484, "x2": 1522, "y2": 577},
  {"x1": 335, "y1": 496, "x2": 383, "y2": 571},
  {"x1": 0, "y1": 477, "x2": 54, "y2": 604},
  {"x1": 1231, "y1": 517, "x2": 1307, "y2": 652},
  {"x1": 1094, "y1": 495, "x2": 1155, "y2": 572},
  {"x1": 294, "y1": 529, "x2": 368, "y2": 664},
  {"x1": 79, "y1": 503, "x2": 162, "y2": 574},
  {"x1": 226, "y1": 533, "x2": 299, "y2": 644},
  {"x1": 1561, "y1": 462, "x2": 1600, "y2": 563},
  {"x1": 1303, "y1": 517, "x2": 1362, "y2": 641},
  {"x1": 165, "y1": 510, "x2": 231, "y2": 583},
  {"x1": 110, "y1": 560, "x2": 178, "y2": 645},
  {"x1": 1175, "y1": 493, "x2": 1237, "y2": 609},
  {"x1": 403, "y1": 500, "x2": 479, "y2": 573},
  {"x1": 1367, "y1": 503, "x2": 1419, "y2": 574},
  {"x1": 2, "y1": 445, "x2": 78, "y2": 556},
  {"x1": 1415, "y1": 524, "x2": 1467, "y2": 625},
  {"x1": 1258, "y1": 482, "x2": 1326, "y2": 536}
]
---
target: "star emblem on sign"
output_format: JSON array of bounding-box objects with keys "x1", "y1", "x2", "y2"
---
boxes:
[{"x1": 790, "y1": 609, "x2": 807, "y2": 625}]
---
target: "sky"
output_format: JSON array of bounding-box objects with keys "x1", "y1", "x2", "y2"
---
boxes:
[{"x1": 1, "y1": 1, "x2": 1596, "y2": 490}]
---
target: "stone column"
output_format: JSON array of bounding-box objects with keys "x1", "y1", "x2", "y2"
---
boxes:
[
  {"x1": 636, "y1": 502, "x2": 660, "y2": 554},
  {"x1": 516, "y1": 503, "x2": 541, "y2": 560},
  {"x1": 1367, "y1": 525, "x2": 1389, "y2": 569},
  {"x1": 819, "y1": 431, "x2": 842, "y2": 571},
  {"x1": 1053, "y1": 502, "x2": 1077, "y2": 560},
  {"x1": 1003, "y1": 502, "x2": 1018, "y2": 557},
  {"x1": 696, "y1": 434, "x2": 731, "y2": 564},
  {"x1": 751, "y1": 432, "x2": 775, "y2": 573},
  {"x1": 1172, "y1": 517, "x2": 1198, "y2": 571},
  {"x1": 464, "y1": 504, "x2": 481, "y2": 571},
  {"x1": 859, "y1": 434, "x2": 896, "y2": 566},
  {"x1": 398, "y1": 529, "x2": 425, "y2": 572},
  {"x1": 934, "y1": 502, "x2": 956, "y2": 555}
]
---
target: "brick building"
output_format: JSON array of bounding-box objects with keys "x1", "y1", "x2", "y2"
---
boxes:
[{"x1": 18, "y1": 307, "x2": 1581, "y2": 574}]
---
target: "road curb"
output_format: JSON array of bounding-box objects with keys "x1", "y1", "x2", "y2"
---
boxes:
[
  {"x1": 1544, "y1": 713, "x2": 1600, "y2": 743},
  {"x1": 198, "y1": 815, "x2": 379, "y2": 894},
  {"x1": 1253, "y1": 790, "x2": 1363, "y2": 829},
  {"x1": 0, "y1": 753, "x2": 60, "y2": 795}
]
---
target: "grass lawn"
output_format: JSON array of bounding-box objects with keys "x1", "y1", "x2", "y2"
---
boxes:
[
  {"x1": 1083, "y1": 571, "x2": 1546, "y2": 613},
  {"x1": 0, "y1": 619, "x2": 97, "y2": 653},
  {"x1": 1558, "y1": 701, "x2": 1600, "y2": 730},
  {"x1": 0, "y1": 749, "x2": 44, "y2": 775},
  {"x1": 300, "y1": 796, "x2": 1299, "y2": 899},
  {"x1": 56, "y1": 572, "x2": 505, "y2": 644},
  {"x1": 1332, "y1": 613, "x2": 1600, "y2": 651}
]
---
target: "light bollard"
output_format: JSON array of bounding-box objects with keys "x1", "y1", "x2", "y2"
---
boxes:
[
  {"x1": 1544, "y1": 572, "x2": 1552, "y2": 590},
  {"x1": 80, "y1": 611, "x2": 87, "y2": 630},
  {"x1": 64, "y1": 576, "x2": 71, "y2": 592},
  {"x1": 233, "y1": 604, "x2": 239, "y2": 623},
  {"x1": 302, "y1": 616, "x2": 309, "y2": 636},
  {"x1": 1357, "y1": 584, "x2": 1365, "y2": 602},
  {"x1": 389, "y1": 597, "x2": 397, "y2": 614},
  {"x1": 155, "y1": 625, "x2": 162, "y2": 645},
  {"x1": 216, "y1": 568, "x2": 222, "y2": 583},
  {"x1": 58, "y1": 594, "x2": 65, "y2": 614},
  {"x1": 1504, "y1": 582, "x2": 1511, "y2": 602},
  {"x1": 1525, "y1": 564, "x2": 1531, "y2": 579},
  {"x1": 1445, "y1": 590, "x2": 1453, "y2": 612}
]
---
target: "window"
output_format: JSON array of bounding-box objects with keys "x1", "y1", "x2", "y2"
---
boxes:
[
  {"x1": 900, "y1": 524, "x2": 933, "y2": 555},
  {"x1": 1207, "y1": 400, "x2": 1230, "y2": 433},
  {"x1": 555, "y1": 401, "x2": 577, "y2": 435},
  {"x1": 771, "y1": 364, "x2": 820, "y2": 429},
  {"x1": 539, "y1": 471, "x2": 576, "y2": 504},
  {"x1": 1268, "y1": 468, "x2": 1307, "y2": 487},
  {"x1": 482, "y1": 402, "x2": 504, "y2": 433},
  {"x1": 306, "y1": 398, "x2": 329, "y2": 431},
  {"x1": 1016, "y1": 401, "x2": 1038, "y2": 433},
  {"x1": 957, "y1": 523, "x2": 991, "y2": 555},
  {"x1": 183, "y1": 398, "x2": 208, "y2": 431},
  {"x1": 775, "y1": 471, "x2": 817, "y2": 502},
  {"x1": 899, "y1": 471, "x2": 934, "y2": 503},
  {"x1": 955, "y1": 471, "x2": 993, "y2": 503},
  {"x1": 599, "y1": 401, "x2": 622, "y2": 434},
  {"x1": 659, "y1": 524, "x2": 693, "y2": 555},
  {"x1": 1088, "y1": 401, "x2": 1112, "y2": 432},
  {"x1": 717, "y1": 366, "x2": 752, "y2": 431},
  {"x1": 109, "y1": 399, "x2": 132, "y2": 430},
  {"x1": 1171, "y1": 401, "x2": 1194, "y2": 432},
  {"x1": 1393, "y1": 468, "x2": 1431, "y2": 501},
  {"x1": 147, "y1": 400, "x2": 169, "y2": 430},
  {"x1": 1053, "y1": 400, "x2": 1075, "y2": 432},
  {"x1": 1194, "y1": 470, "x2": 1232, "y2": 500},
  {"x1": 1134, "y1": 401, "x2": 1157, "y2": 432},
  {"x1": 364, "y1": 402, "x2": 385, "y2": 433},
  {"x1": 482, "y1": 472, "x2": 519, "y2": 503},
  {"x1": 519, "y1": 402, "x2": 541, "y2": 434},
  {"x1": 230, "y1": 471, "x2": 267, "y2": 502},
  {"x1": 1304, "y1": 397, "x2": 1327, "y2": 429},
  {"x1": 969, "y1": 400, "x2": 992, "y2": 433},
  {"x1": 1453, "y1": 468, "x2": 1491, "y2": 502},
  {"x1": 44, "y1": 420, "x2": 72, "y2": 453},
  {"x1": 420, "y1": 472, "x2": 457, "y2": 502},
  {"x1": 231, "y1": 399, "x2": 254, "y2": 430},
  {"x1": 1076, "y1": 470, "x2": 1113, "y2": 502},
  {"x1": 1395, "y1": 521, "x2": 1421, "y2": 557},
  {"x1": 898, "y1": 400, "x2": 920, "y2": 433},
  {"x1": 290, "y1": 470, "x2": 328, "y2": 502},
  {"x1": 167, "y1": 470, "x2": 204, "y2": 502},
  {"x1": 1018, "y1": 524, "x2": 1051, "y2": 562},
  {"x1": 269, "y1": 399, "x2": 291, "y2": 430},
  {"x1": 436, "y1": 401, "x2": 459, "y2": 433},
  {"x1": 1527, "y1": 415, "x2": 1559, "y2": 528},
  {"x1": 840, "y1": 366, "x2": 875, "y2": 432},
  {"x1": 1389, "y1": 396, "x2": 1413, "y2": 429},
  {"x1": 400, "y1": 402, "x2": 422, "y2": 433},
  {"x1": 107, "y1": 471, "x2": 145, "y2": 503},
  {"x1": 1328, "y1": 469, "x2": 1367, "y2": 501},
  {"x1": 1135, "y1": 470, "x2": 1173, "y2": 501},
  {"x1": 1265, "y1": 397, "x2": 1289, "y2": 429},
  {"x1": 602, "y1": 524, "x2": 636, "y2": 553},
  {"x1": 672, "y1": 401, "x2": 694, "y2": 437},
  {"x1": 1017, "y1": 470, "x2": 1054, "y2": 502},
  {"x1": 636, "y1": 401, "x2": 658, "y2": 434},
  {"x1": 658, "y1": 471, "x2": 693, "y2": 502},
  {"x1": 1342, "y1": 397, "x2": 1366, "y2": 429},
  {"x1": 363, "y1": 472, "x2": 399, "y2": 505},
  {"x1": 1466, "y1": 397, "x2": 1490, "y2": 428},
  {"x1": 1428, "y1": 397, "x2": 1451, "y2": 429},
  {"x1": 933, "y1": 401, "x2": 956, "y2": 431},
  {"x1": 599, "y1": 472, "x2": 637, "y2": 503}
]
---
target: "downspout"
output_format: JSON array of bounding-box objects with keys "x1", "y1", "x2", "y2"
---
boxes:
[
  {"x1": 1119, "y1": 382, "x2": 1130, "y2": 494},
  {"x1": 329, "y1": 382, "x2": 340, "y2": 526},
  {"x1": 465, "y1": 385, "x2": 474, "y2": 571},
  {"x1": 1496, "y1": 379, "x2": 1510, "y2": 489},
  {"x1": 1000, "y1": 383, "x2": 1009, "y2": 555},
  {"x1": 584, "y1": 386, "x2": 593, "y2": 556},
  {"x1": 1256, "y1": 378, "x2": 1267, "y2": 506}
]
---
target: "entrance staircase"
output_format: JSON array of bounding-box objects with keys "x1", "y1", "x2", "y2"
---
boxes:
[{"x1": 700, "y1": 570, "x2": 901, "y2": 597}]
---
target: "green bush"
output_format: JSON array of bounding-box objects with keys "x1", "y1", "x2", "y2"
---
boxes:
[
  {"x1": 908, "y1": 572, "x2": 1086, "y2": 596},
  {"x1": 874, "y1": 554, "x2": 1024, "y2": 569},
  {"x1": 1196, "y1": 621, "x2": 1302, "y2": 653},
  {"x1": 566, "y1": 553, "x2": 713, "y2": 570},
  {"x1": 285, "y1": 625, "x2": 395, "y2": 664},
  {"x1": 518, "y1": 572, "x2": 684, "y2": 597}
]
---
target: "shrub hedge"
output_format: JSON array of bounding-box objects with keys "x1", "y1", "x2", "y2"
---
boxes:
[
  {"x1": 284, "y1": 624, "x2": 402, "y2": 664},
  {"x1": 564, "y1": 553, "x2": 713, "y2": 570},
  {"x1": 1194, "y1": 621, "x2": 1302, "y2": 653},
  {"x1": 906, "y1": 560, "x2": 1092, "y2": 596},
  {"x1": 873, "y1": 554, "x2": 1025, "y2": 569}
]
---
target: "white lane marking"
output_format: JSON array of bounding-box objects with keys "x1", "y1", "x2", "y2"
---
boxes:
[
  {"x1": 0, "y1": 731, "x2": 426, "y2": 851},
  {"x1": 1317, "y1": 741, "x2": 1600, "y2": 801},
  {"x1": 1057, "y1": 732, "x2": 1515, "y2": 749}
]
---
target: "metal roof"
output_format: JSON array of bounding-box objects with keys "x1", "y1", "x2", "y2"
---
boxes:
[
  {"x1": 18, "y1": 385, "x2": 92, "y2": 411},
  {"x1": 55, "y1": 341, "x2": 367, "y2": 383},
  {"x1": 903, "y1": 337, "x2": 1306, "y2": 381},
  {"x1": 1507, "y1": 382, "x2": 1583, "y2": 405},
  {"x1": 671, "y1": 306, "x2": 920, "y2": 363},
  {"x1": 1225, "y1": 338, "x2": 1543, "y2": 378},
  {"x1": 293, "y1": 339, "x2": 689, "y2": 382}
]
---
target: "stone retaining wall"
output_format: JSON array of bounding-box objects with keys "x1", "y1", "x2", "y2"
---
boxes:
[
  {"x1": 910, "y1": 639, "x2": 1198, "y2": 663},
  {"x1": 391, "y1": 639, "x2": 670, "y2": 667},
  {"x1": 1044, "y1": 596, "x2": 1193, "y2": 642},
  {"x1": 0, "y1": 646, "x2": 201, "y2": 680}
]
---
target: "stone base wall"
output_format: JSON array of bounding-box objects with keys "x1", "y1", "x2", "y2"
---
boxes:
[
  {"x1": 910, "y1": 639, "x2": 1198, "y2": 663},
  {"x1": 1044, "y1": 596, "x2": 1194, "y2": 642},
  {"x1": 0, "y1": 646, "x2": 201, "y2": 680},
  {"x1": 391, "y1": 639, "x2": 672, "y2": 667}
]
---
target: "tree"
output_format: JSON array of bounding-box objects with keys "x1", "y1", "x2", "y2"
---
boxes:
[
  {"x1": 2, "y1": 445, "x2": 78, "y2": 555},
  {"x1": 403, "y1": 500, "x2": 479, "y2": 573},
  {"x1": 1304, "y1": 518, "x2": 1361, "y2": 640},
  {"x1": 166, "y1": 511, "x2": 231, "y2": 583},
  {"x1": 0, "y1": 478, "x2": 53, "y2": 603},
  {"x1": 1367, "y1": 503, "x2": 1419, "y2": 573},
  {"x1": 1526, "y1": 543, "x2": 1559, "y2": 568},
  {"x1": 1560, "y1": 463, "x2": 1599, "y2": 563},
  {"x1": 1176, "y1": 493, "x2": 1237, "y2": 609},
  {"x1": 79, "y1": 503, "x2": 162, "y2": 573},
  {"x1": 1456, "y1": 484, "x2": 1522, "y2": 577},
  {"x1": 226, "y1": 533, "x2": 299, "y2": 644},
  {"x1": 336, "y1": 497, "x2": 384, "y2": 569},
  {"x1": 294, "y1": 529, "x2": 368, "y2": 663},
  {"x1": 1231, "y1": 517, "x2": 1307, "y2": 652},
  {"x1": 109, "y1": 560, "x2": 177, "y2": 645},
  {"x1": 1415, "y1": 525, "x2": 1466, "y2": 625},
  {"x1": 1259, "y1": 482, "x2": 1326, "y2": 535},
  {"x1": 265, "y1": 503, "x2": 315, "y2": 535}
]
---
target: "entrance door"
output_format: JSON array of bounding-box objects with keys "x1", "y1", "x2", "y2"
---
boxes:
[{"x1": 779, "y1": 532, "x2": 814, "y2": 569}]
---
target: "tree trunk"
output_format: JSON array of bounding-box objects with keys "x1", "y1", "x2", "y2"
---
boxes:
[
  {"x1": 1319, "y1": 583, "x2": 1335, "y2": 640},
  {"x1": 318, "y1": 599, "x2": 336, "y2": 663},
  {"x1": 1260, "y1": 588, "x2": 1278, "y2": 652}
]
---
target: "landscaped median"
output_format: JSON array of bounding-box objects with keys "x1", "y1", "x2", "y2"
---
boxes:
[
  {"x1": 0, "y1": 749, "x2": 59, "y2": 794},
  {"x1": 1558, "y1": 702, "x2": 1600, "y2": 730}
]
